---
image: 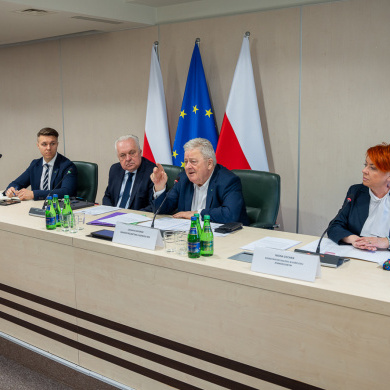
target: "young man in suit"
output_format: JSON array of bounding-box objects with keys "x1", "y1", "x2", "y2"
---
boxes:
[
  {"x1": 102, "y1": 135, "x2": 155, "y2": 210},
  {"x1": 5, "y1": 127, "x2": 77, "y2": 200},
  {"x1": 151, "y1": 138, "x2": 249, "y2": 225}
]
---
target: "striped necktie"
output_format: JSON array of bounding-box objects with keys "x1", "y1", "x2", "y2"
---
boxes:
[
  {"x1": 42, "y1": 163, "x2": 50, "y2": 190},
  {"x1": 119, "y1": 172, "x2": 134, "y2": 208}
]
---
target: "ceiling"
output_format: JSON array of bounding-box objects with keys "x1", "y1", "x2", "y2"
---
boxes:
[{"x1": 0, "y1": 0, "x2": 341, "y2": 46}]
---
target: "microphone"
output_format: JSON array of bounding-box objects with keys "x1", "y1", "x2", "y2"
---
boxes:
[
  {"x1": 41, "y1": 168, "x2": 73, "y2": 209},
  {"x1": 151, "y1": 177, "x2": 180, "y2": 228},
  {"x1": 295, "y1": 195, "x2": 353, "y2": 266},
  {"x1": 316, "y1": 196, "x2": 353, "y2": 254}
]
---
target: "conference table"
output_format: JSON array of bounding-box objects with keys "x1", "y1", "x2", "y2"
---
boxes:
[{"x1": 0, "y1": 201, "x2": 389, "y2": 390}]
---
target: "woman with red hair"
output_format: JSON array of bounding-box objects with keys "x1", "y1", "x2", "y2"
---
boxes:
[{"x1": 328, "y1": 143, "x2": 390, "y2": 251}]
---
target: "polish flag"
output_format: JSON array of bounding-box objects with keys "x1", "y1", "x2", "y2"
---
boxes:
[
  {"x1": 216, "y1": 36, "x2": 268, "y2": 171},
  {"x1": 143, "y1": 44, "x2": 172, "y2": 164}
]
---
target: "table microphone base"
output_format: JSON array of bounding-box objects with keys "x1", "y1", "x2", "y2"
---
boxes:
[{"x1": 294, "y1": 249, "x2": 349, "y2": 268}]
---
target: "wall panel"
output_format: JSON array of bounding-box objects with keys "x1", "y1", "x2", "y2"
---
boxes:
[
  {"x1": 0, "y1": 41, "x2": 63, "y2": 189},
  {"x1": 299, "y1": 0, "x2": 390, "y2": 234},
  {"x1": 159, "y1": 8, "x2": 300, "y2": 232},
  {"x1": 60, "y1": 27, "x2": 158, "y2": 204}
]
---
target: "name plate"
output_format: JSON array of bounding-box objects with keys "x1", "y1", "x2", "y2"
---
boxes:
[
  {"x1": 113, "y1": 222, "x2": 163, "y2": 250},
  {"x1": 251, "y1": 247, "x2": 321, "y2": 282}
]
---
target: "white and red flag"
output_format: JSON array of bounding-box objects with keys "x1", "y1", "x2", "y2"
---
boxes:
[
  {"x1": 143, "y1": 44, "x2": 172, "y2": 164},
  {"x1": 216, "y1": 36, "x2": 268, "y2": 171}
]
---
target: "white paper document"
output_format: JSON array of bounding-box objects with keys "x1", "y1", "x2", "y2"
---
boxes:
[
  {"x1": 139, "y1": 217, "x2": 191, "y2": 231},
  {"x1": 300, "y1": 238, "x2": 390, "y2": 264},
  {"x1": 81, "y1": 205, "x2": 121, "y2": 215},
  {"x1": 241, "y1": 237, "x2": 301, "y2": 252},
  {"x1": 138, "y1": 217, "x2": 225, "y2": 236},
  {"x1": 100, "y1": 213, "x2": 151, "y2": 226}
]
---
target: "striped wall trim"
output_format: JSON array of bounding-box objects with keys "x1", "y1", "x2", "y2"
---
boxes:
[{"x1": 0, "y1": 283, "x2": 323, "y2": 390}]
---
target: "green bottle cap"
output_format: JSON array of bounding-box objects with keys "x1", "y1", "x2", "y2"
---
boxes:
[
  {"x1": 204, "y1": 215, "x2": 210, "y2": 220},
  {"x1": 64, "y1": 195, "x2": 69, "y2": 199}
]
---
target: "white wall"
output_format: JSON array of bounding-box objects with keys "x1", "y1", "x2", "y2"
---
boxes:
[{"x1": 1, "y1": 0, "x2": 389, "y2": 235}]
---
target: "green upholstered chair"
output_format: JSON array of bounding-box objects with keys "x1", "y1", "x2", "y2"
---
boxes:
[
  {"x1": 162, "y1": 164, "x2": 184, "y2": 191},
  {"x1": 232, "y1": 169, "x2": 280, "y2": 229},
  {"x1": 73, "y1": 161, "x2": 98, "y2": 203}
]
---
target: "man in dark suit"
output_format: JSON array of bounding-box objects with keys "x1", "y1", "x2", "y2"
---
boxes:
[
  {"x1": 151, "y1": 138, "x2": 249, "y2": 225},
  {"x1": 102, "y1": 135, "x2": 155, "y2": 210},
  {"x1": 5, "y1": 127, "x2": 77, "y2": 200}
]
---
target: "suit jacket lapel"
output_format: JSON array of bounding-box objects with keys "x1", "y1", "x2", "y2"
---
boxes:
[
  {"x1": 128, "y1": 161, "x2": 143, "y2": 208},
  {"x1": 185, "y1": 181, "x2": 194, "y2": 210},
  {"x1": 206, "y1": 166, "x2": 219, "y2": 209},
  {"x1": 356, "y1": 186, "x2": 370, "y2": 228},
  {"x1": 51, "y1": 156, "x2": 61, "y2": 188},
  {"x1": 35, "y1": 158, "x2": 44, "y2": 189},
  {"x1": 115, "y1": 169, "x2": 126, "y2": 205}
]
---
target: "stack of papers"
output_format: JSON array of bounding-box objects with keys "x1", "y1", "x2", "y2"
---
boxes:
[
  {"x1": 79, "y1": 205, "x2": 121, "y2": 215},
  {"x1": 241, "y1": 237, "x2": 301, "y2": 252},
  {"x1": 139, "y1": 217, "x2": 227, "y2": 236},
  {"x1": 300, "y1": 238, "x2": 390, "y2": 265},
  {"x1": 88, "y1": 212, "x2": 151, "y2": 227}
]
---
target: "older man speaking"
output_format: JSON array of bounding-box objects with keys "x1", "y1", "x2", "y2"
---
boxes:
[{"x1": 151, "y1": 138, "x2": 249, "y2": 225}]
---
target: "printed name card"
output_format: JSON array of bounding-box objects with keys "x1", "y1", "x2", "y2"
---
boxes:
[
  {"x1": 113, "y1": 222, "x2": 163, "y2": 250},
  {"x1": 251, "y1": 247, "x2": 321, "y2": 282}
]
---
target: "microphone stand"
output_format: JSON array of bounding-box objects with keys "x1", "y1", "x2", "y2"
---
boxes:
[
  {"x1": 295, "y1": 197, "x2": 353, "y2": 267},
  {"x1": 41, "y1": 169, "x2": 73, "y2": 209},
  {"x1": 151, "y1": 178, "x2": 179, "y2": 228},
  {"x1": 29, "y1": 169, "x2": 73, "y2": 217}
]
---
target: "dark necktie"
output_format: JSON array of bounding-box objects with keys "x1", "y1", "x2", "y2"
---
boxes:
[
  {"x1": 42, "y1": 164, "x2": 50, "y2": 190},
  {"x1": 119, "y1": 172, "x2": 134, "y2": 208}
]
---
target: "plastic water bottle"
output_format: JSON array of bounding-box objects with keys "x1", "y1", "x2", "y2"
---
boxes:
[
  {"x1": 52, "y1": 194, "x2": 61, "y2": 227},
  {"x1": 200, "y1": 215, "x2": 213, "y2": 256},
  {"x1": 61, "y1": 195, "x2": 73, "y2": 229},
  {"x1": 62, "y1": 195, "x2": 73, "y2": 216},
  {"x1": 45, "y1": 197, "x2": 56, "y2": 230},
  {"x1": 194, "y1": 213, "x2": 202, "y2": 236},
  {"x1": 188, "y1": 216, "x2": 200, "y2": 258}
]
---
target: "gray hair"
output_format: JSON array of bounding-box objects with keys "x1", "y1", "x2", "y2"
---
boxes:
[
  {"x1": 184, "y1": 138, "x2": 216, "y2": 165},
  {"x1": 114, "y1": 135, "x2": 141, "y2": 153}
]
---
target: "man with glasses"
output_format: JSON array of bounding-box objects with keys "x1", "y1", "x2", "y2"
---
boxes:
[
  {"x1": 103, "y1": 135, "x2": 155, "y2": 210},
  {"x1": 4, "y1": 127, "x2": 77, "y2": 200},
  {"x1": 151, "y1": 138, "x2": 249, "y2": 224}
]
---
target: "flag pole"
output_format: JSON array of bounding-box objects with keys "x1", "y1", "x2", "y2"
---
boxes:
[
  {"x1": 154, "y1": 41, "x2": 159, "y2": 61},
  {"x1": 195, "y1": 37, "x2": 200, "y2": 46},
  {"x1": 245, "y1": 31, "x2": 250, "y2": 38}
]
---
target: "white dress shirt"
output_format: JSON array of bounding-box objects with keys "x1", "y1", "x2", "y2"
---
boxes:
[
  {"x1": 191, "y1": 171, "x2": 213, "y2": 215},
  {"x1": 360, "y1": 188, "x2": 390, "y2": 237},
  {"x1": 39, "y1": 153, "x2": 58, "y2": 190}
]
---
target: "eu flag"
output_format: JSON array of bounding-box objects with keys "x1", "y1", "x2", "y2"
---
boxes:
[{"x1": 172, "y1": 42, "x2": 218, "y2": 167}]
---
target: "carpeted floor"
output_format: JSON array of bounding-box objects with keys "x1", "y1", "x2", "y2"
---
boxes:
[{"x1": 0, "y1": 354, "x2": 74, "y2": 390}]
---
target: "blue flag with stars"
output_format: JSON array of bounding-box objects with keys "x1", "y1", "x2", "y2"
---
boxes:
[{"x1": 172, "y1": 43, "x2": 218, "y2": 167}]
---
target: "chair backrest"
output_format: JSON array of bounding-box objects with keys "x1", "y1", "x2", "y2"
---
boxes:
[
  {"x1": 73, "y1": 161, "x2": 98, "y2": 203},
  {"x1": 232, "y1": 169, "x2": 280, "y2": 228},
  {"x1": 162, "y1": 164, "x2": 184, "y2": 191}
]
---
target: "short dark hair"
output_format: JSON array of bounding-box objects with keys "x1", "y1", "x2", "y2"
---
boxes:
[{"x1": 37, "y1": 127, "x2": 59, "y2": 138}]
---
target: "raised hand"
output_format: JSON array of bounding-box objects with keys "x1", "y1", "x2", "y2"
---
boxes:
[{"x1": 150, "y1": 163, "x2": 168, "y2": 192}]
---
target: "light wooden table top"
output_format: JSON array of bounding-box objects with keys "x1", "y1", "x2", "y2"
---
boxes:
[{"x1": 1, "y1": 200, "x2": 390, "y2": 317}]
